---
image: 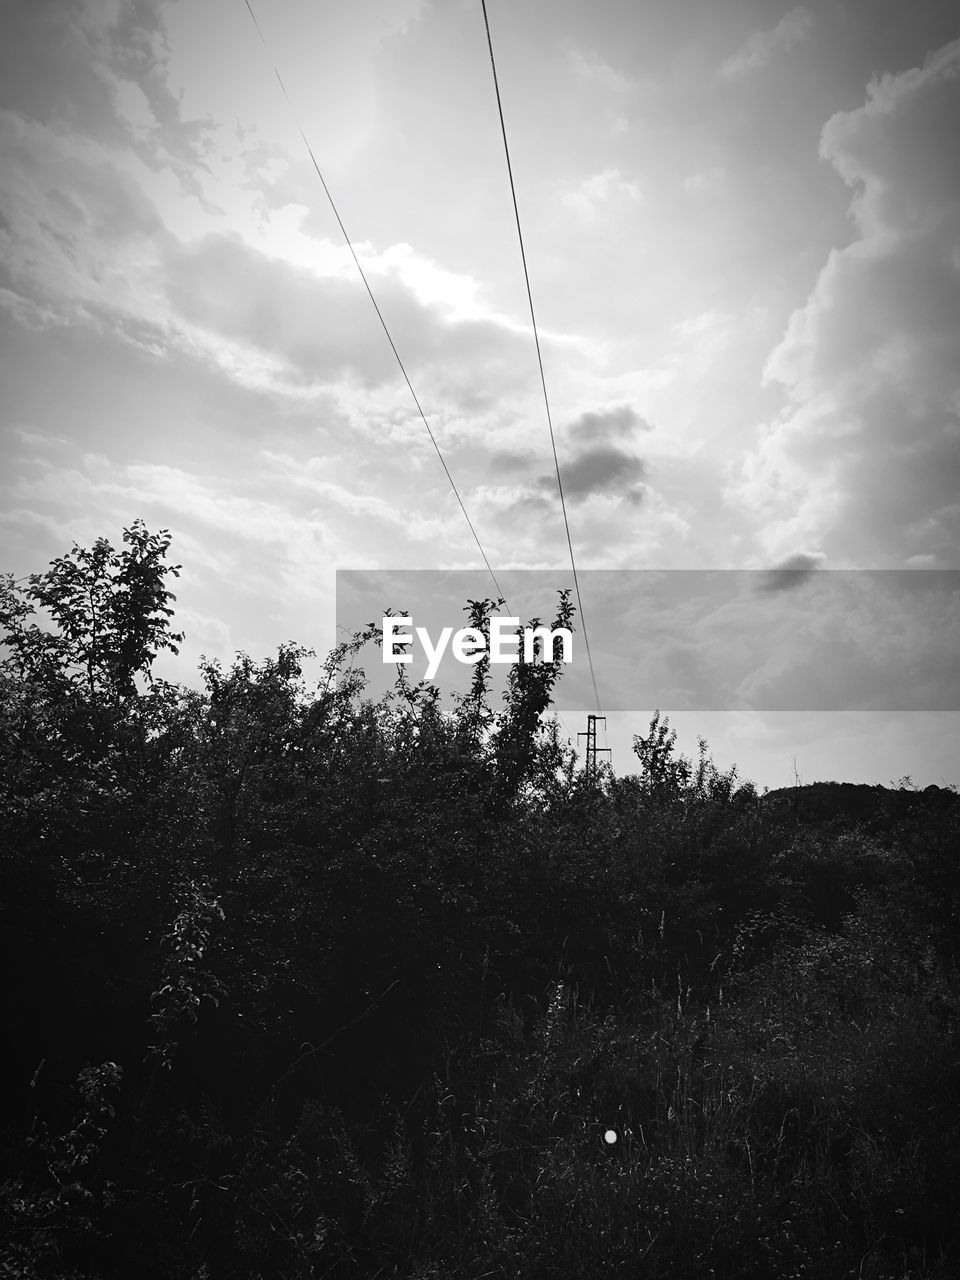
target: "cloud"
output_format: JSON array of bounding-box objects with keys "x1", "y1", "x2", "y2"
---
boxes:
[
  {"x1": 758, "y1": 551, "x2": 825, "y2": 592},
  {"x1": 0, "y1": 109, "x2": 166, "y2": 311},
  {"x1": 566, "y1": 47, "x2": 633, "y2": 95},
  {"x1": 683, "y1": 168, "x2": 727, "y2": 196},
  {"x1": 165, "y1": 232, "x2": 420, "y2": 388},
  {"x1": 719, "y1": 7, "x2": 814, "y2": 81},
  {"x1": 0, "y1": 97, "x2": 550, "y2": 403},
  {"x1": 567, "y1": 405, "x2": 654, "y2": 445},
  {"x1": 485, "y1": 406, "x2": 651, "y2": 507},
  {"x1": 0, "y1": 0, "x2": 218, "y2": 198},
  {"x1": 819, "y1": 44, "x2": 960, "y2": 241},
  {"x1": 483, "y1": 412, "x2": 650, "y2": 512},
  {"x1": 518, "y1": 438, "x2": 648, "y2": 508},
  {"x1": 562, "y1": 168, "x2": 642, "y2": 218},
  {"x1": 555, "y1": 444, "x2": 647, "y2": 503},
  {"x1": 0, "y1": 0, "x2": 594, "y2": 449},
  {"x1": 0, "y1": 0, "x2": 124, "y2": 145},
  {"x1": 590, "y1": 571, "x2": 959, "y2": 712},
  {"x1": 163, "y1": 230, "x2": 546, "y2": 395},
  {"x1": 258, "y1": 450, "x2": 412, "y2": 526},
  {"x1": 672, "y1": 310, "x2": 733, "y2": 342},
  {"x1": 731, "y1": 38, "x2": 960, "y2": 567},
  {"x1": 2, "y1": 2, "x2": 497, "y2": 398}
]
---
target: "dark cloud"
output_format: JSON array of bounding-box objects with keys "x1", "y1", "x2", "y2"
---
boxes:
[
  {"x1": 567, "y1": 404, "x2": 654, "y2": 445},
  {"x1": 544, "y1": 443, "x2": 647, "y2": 504},
  {"x1": 489, "y1": 409, "x2": 649, "y2": 503},
  {"x1": 1, "y1": 109, "x2": 165, "y2": 243},
  {"x1": 487, "y1": 406, "x2": 651, "y2": 503},
  {"x1": 759, "y1": 551, "x2": 824, "y2": 592},
  {"x1": 0, "y1": 1, "x2": 123, "y2": 142},
  {"x1": 0, "y1": 0, "x2": 208, "y2": 176}
]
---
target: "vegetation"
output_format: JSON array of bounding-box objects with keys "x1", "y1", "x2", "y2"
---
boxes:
[{"x1": 1, "y1": 523, "x2": 958, "y2": 1279}]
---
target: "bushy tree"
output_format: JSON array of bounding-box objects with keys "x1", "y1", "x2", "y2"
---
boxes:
[
  {"x1": 2, "y1": 526, "x2": 958, "y2": 1279},
  {"x1": 1, "y1": 519, "x2": 183, "y2": 702}
]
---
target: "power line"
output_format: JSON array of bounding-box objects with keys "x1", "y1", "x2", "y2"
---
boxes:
[
  {"x1": 479, "y1": 0, "x2": 603, "y2": 716},
  {"x1": 240, "y1": 0, "x2": 581, "y2": 751},
  {"x1": 242, "y1": 0, "x2": 506, "y2": 603}
]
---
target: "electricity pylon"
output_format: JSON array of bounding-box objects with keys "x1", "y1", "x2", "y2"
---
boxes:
[{"x1": 578, "y1": 714, "x2": 611, "y2": 775}]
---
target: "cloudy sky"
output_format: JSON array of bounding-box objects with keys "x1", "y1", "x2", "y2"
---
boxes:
[{"x1": 1, "y1": 0, "x2": 958, "y2": 788}]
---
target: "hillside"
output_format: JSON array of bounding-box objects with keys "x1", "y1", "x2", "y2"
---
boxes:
[{"x1": 762, "y1": 779, "x2": 959, "y2": 828}]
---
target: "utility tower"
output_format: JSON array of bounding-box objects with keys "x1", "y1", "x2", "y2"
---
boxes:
[{"x1": 579, "y1": 714, "x2": 611, "y2": 775}]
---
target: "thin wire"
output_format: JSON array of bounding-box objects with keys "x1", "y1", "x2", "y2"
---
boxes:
[
  {"x1": 479, "y1": 0, "x2": 603, "y2": 716},
  {"x1": 242, "y1": 0, "x2": 578, "y2": 748},
  {"x1": 242, "y1": 0, "x2": 506, "y2": 603}
]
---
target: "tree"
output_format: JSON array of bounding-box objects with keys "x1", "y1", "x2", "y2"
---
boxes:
[
  {"x1": 632, "y1": 711, "x2": 690, "y2": 796},
  {"x1": 0, "y1": 519, "x2": 187, "y2": 862},
  {"x1": 0, "y1": 519, "x2": 184, "y2": 706},
  {"x1": 491, "y1": 589, "x2": 575, "y2": 803}
]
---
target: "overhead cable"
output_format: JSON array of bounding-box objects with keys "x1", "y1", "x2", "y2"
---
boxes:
[
  {"x1": 479, "y1": 0, "x2": 603, "y2": 715},
  {"x1": 242, "y1": 0, "x2": 506, "y2": 603}
]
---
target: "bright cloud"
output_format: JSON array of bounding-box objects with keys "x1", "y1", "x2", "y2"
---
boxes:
[{"x1": 731, "y1": 38, "x2": 960, "y2": 568}]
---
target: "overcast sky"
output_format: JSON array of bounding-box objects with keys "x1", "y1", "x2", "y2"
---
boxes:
[{"x1": 1, "y1": 0, "x2": 958, "y2": 788}]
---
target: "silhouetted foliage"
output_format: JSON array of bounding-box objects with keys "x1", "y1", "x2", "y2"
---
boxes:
[{"x1": 1, "y1": 526, "x2": 958, "y2": 1278}]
